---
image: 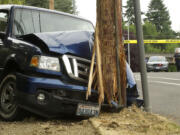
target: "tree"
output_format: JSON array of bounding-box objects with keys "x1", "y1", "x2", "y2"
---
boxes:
[
  {"x1": 55, "y1": 0, "x2": 76, "y2": 14},
  {"x1": 145, "y1": 0, "x2": 174, "y2": 50},
  {"x1": 0, "y1": 0, "x2": 25, "y2": 4},
  {"x1": 124, "y1": 0, "x2": 144, "y2": 25},
  {"x1": 143, "y1": 21, "x2": 159, "y2": 39},
  {"x1": 25, "y1": 0, "x2": 48, "y2": 9},
  {"x1": 25, "y1": 0, "x2": 77, "y2": 14},
  {"x1": 143, "y1": 21, "x2": 159, "y2": 51},
  {"x1": 26, "y1": 0, "x2": 49, "y2": 8},
  {"x1": 124, "y1": 0, "x2": 135, "y2": 25},
  {"x1": 146, "y1": 0, "x2": 172, "y2": 34},
  {"x1": 123, "y1": 24, "x2": 136, "y2": 35}
]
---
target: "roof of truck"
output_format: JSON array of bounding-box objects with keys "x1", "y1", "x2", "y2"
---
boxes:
[
  {"x1": 0, "y1": 4, "x2": 93, "y2": 24},
  {"x1": 0, "y1": 4, "x2": 12, "y2": 10}
]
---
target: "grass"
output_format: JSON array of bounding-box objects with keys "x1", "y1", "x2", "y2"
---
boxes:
[{"x1": 168, "y1": 64, "x2": 177, "y2": 72}]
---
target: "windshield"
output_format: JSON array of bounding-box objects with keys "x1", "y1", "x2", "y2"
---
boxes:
[
  {"x1": 148, "y1": 56, "x2": 166, "y2": 62},
  {"x1": 13, "y1": 8, "x2": 94, "y2": 36}
]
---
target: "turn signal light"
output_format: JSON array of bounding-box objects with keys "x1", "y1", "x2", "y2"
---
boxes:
[{"x1": 30, "y1": 56, "x2": 39, "y2": 67}]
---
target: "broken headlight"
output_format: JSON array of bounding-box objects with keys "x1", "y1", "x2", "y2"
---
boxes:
[{"x1": 30, "y1": 56, "x2": 60, "y2": 72}]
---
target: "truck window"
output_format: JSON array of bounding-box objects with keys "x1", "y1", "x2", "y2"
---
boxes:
[
  {"x1": 13, "y1": 9, "x2": 40, "y2": 36},
  {"x1": 40, "y1": 11, "x2": 94, "y2": 33},
  {"x1": 0, "y1": 12, "x2": 8, "y2": 33},
  {"x1": 13, "y1": 8, "x2": 94, "y2": 37}
]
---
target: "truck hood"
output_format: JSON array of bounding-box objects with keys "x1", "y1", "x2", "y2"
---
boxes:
[{"x1": 21, "y1": 31, "x2": 94, "y2": 59}]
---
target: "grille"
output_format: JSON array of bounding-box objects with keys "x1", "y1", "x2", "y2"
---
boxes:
[
  {"x1": 62, "y1": 55, "x2": 91, "y2": 83},
  {"x1": 153, "y1": 64, "x2": 163, "y2": 67}
]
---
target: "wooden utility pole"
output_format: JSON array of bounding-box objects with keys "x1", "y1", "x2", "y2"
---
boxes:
[
  {"x1": 114, "y1": 0, "x2": 126, "y2": 106},
  {"x1": 87, "y1": 0, "x2": 126, "y2": 106},
  {"x1": 49, "y1": 0, "x2": 54, "y2": 10}
]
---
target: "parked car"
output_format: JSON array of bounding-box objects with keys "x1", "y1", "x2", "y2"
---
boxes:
[
  {"x1": 147, "y1": 56, "x2": 169, "y2": 72},
  {"x1": 145, "y1": 57, "x2": 149, "y2": 64},
  {"x1": 0, "y1": 5, "x2": 140, "y2": 121}
]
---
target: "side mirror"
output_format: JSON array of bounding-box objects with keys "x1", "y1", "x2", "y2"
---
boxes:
[{"x1": 0, "y1": 32, "x2": 6, "y2": 40}]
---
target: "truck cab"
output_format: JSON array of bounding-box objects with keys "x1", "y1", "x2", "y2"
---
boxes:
[{"x1": 0, "y1": 5, "x2": 100, "y2": 120}]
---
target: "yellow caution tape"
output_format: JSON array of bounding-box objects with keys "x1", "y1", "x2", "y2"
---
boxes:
[{"x1": 124, "y1": 40, "x2": 180, "y2": 44}]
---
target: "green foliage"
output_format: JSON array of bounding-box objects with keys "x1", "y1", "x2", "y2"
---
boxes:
[
  {"x1": 25, "y1": 0, "x2": 48, "y2": 8},
  {"x1": 165, "y1": 44, "x2": 180, "y2": 53},
  {"x1": 129, "y1": 24, "x2": 136, "y2": 34},
  {"x1": 145, "y1": 0, "x2": 172, "y2": 34},
  {"x1": 144, "y1": 43, "x2": 180, "y2": 53},
  {"x1": 123, "y1": 0, "x2": 144, "y2": 25},
  {"x1": 123, "y1": 21, "x2": 180, "y2": 53},
  {"x1": 143, "y1": 21, "x2": 159, "y2": 39},
  {"x1": 0, "y1": 0, "x2": 25, "y2": 4},
  {"x1": 168, "y1": 64, "x2": 177, "y2": 72},
  {"x1": 25, "y1": 0, "x2": 77, "y2": 14},
  {"x1": 124, "y1": 24, "x2": 136, "y2": 35},
  {"x1": 145, "y1": 44, "x2": 161, "y2": 53},
  {"x1": 55, "y1": 0, "x2": 76, "y2": 14},
  {"x1": 144, "y1": 0, "x2": 177, "y2": 51},
  {"x1": 143, "y1": 21, "x2": 159, "y2": 51},
  {"x1": 124, "y1": 0, "x2": 135, "y2": 25},
  {"x1": 123, "y1": 0, "x2": 180, "y2": 54}
]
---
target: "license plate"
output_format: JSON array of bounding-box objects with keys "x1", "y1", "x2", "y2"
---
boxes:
[
  {"x1": 76, "y1": 103, "x2": 100, "y2": 117},
  {"x1": 156, "y1": 67, "x2": 160, "y2": 69}
]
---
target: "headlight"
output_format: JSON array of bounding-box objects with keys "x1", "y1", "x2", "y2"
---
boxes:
[
  {"x1": 147, "y1": 64, "x2": 152, "y2": 67},
  {"x1": 163, "y1": 64, "x2": 168, "y2": 67},
  {"x1": 30, "y1": 56, "x2": 60, "y2": 72}
]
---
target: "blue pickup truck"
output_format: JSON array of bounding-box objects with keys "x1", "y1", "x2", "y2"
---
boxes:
[{"x1": 0, "y1": 5, "x2": 139, "y2": 121}]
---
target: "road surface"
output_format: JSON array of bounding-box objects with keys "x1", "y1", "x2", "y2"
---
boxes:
[{"x1": 135, "y1": 72, "x2": 180, "y2": 124}]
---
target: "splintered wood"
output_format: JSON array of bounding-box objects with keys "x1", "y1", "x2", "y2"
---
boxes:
[{"x1": 87, "y1": 0, "x2": 126, "y2": 106}]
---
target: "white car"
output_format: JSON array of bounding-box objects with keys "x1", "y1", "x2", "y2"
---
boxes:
[{"x1": 147, "y1": 56, "x2": 169, "y2": 72}]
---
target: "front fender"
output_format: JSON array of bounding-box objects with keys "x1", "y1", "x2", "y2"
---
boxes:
[{"x1": 6, "y1": 37, "x2": 42, "y2": 71}]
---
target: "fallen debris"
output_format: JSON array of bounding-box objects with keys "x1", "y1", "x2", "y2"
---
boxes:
[
  {"x1": 0, "y1": 106, "x2": 179, "y2": 135},
  {"x1": 90, "y1": 105, "x2": 180, "y2": 135}
]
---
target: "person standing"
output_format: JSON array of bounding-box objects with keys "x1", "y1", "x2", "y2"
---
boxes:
[{"x1": 174, "y1": 48, "x2": 180, "y2": 72}]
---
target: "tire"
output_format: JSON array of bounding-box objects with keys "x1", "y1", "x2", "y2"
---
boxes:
[{"x1": 0, "y1": 74, "x2": 22, "y2": 121}]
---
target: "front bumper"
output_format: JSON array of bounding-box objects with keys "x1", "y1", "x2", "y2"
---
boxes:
[
  {"x1": 147, "y1": 66, "x2": 168, "y2": 71},
  {"x1": 16, "y1": 73, "x2": 99, "y2": 118}
]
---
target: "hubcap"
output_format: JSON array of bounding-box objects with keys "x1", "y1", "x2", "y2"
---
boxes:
[{"x1": 0, "y1": 81, "x2": 16, "y2": 113}]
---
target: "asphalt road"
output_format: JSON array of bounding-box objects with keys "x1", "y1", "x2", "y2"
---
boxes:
[{"x1": 134, "y1": 72, "x2": 180, "y2": 124}]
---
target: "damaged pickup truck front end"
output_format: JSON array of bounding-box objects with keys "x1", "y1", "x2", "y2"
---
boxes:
[
  {"x1": 0, "y1": 5, "x2": 139, "y2": 121},
  {"x1": 15, "y1": 31, "x2": 99, "y2": 118}
]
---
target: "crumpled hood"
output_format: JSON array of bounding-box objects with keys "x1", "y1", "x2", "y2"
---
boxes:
[{"x1": 22, "y1": 31, "x2": 94, "y2": 59}]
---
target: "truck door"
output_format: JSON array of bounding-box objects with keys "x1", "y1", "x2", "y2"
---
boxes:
[{"x1": 0, "y1": 11, "x2": 9, "y2": 71}]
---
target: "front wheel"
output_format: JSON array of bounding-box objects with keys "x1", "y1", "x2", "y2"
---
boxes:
[{"x1": 0, "y1": 74, "x2": 22, "y2": 121}]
